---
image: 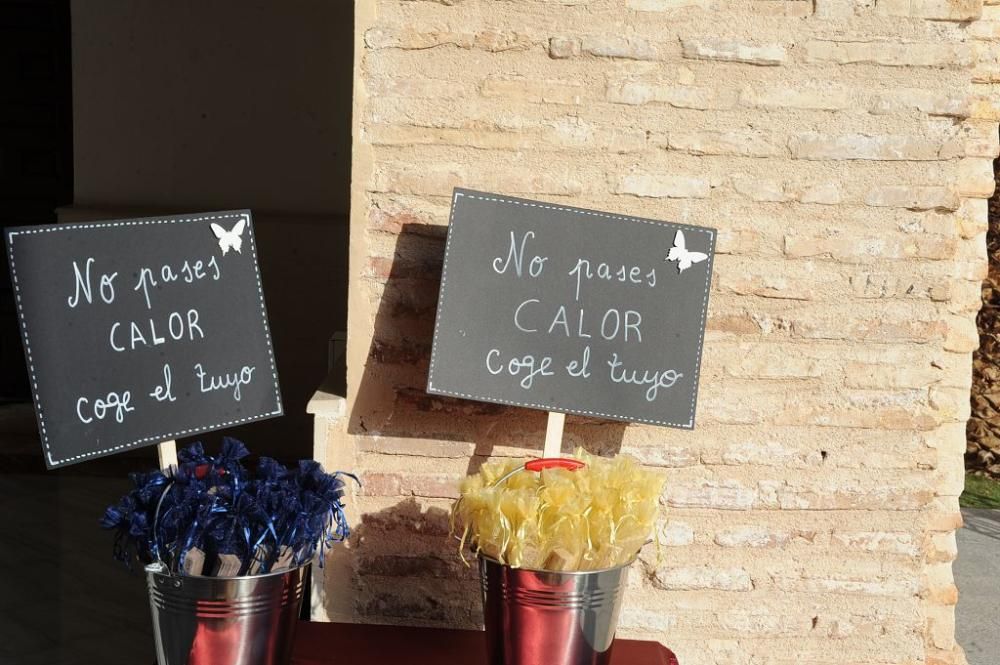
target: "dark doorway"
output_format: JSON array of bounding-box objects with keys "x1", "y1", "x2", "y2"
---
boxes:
[
  {"x1": 0, "y1": 0, "x2": 73, "y2": 402},
  {"x1": 1, "y1": 1, "x2": 353, "y2": 469},
  {"x1": 0, "y1": 2, "x2": 353, "y2": 663}
]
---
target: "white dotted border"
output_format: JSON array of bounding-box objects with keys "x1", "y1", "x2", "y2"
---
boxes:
[
  {"x1": 6, "y1": 211, "x2": 284, "y2": 468},
  {"x1": 427, "y1": 190, "x2": 715, "y2": 429}
]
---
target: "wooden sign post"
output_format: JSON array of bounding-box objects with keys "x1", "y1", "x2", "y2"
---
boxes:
[
  {"x1": 5, "y1": 210, "x2": 283, "y2": 469},
  {"x1": 428, "y1": 189, "x2": 716, "y2": 448},
  {"x1": 543, "y1": 412, "x2": 565, "y2": 459},
  {"x1": 158, "y1": 440, "x2": 178, "y2": 470}
]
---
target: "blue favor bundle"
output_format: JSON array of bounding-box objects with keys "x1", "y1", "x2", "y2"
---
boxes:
[{"x1": 101, "y1": 438, "x2": 356, "y2": 577}]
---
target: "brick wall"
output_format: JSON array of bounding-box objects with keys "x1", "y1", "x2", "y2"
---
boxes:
[{"x1": 328, "y1": 1, "x2": 1000, "y2": 663}]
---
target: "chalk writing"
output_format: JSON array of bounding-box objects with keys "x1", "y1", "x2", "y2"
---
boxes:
[
  {"x1": 133, "y1": 256, "x2": 221, "y2": 310},
  {"x1": 493, "y1": 231, "x2": 547, "y2": 278},
  {"x1": 428, "y1": 189, "x2": 716, "y2": 429},
  {"x1": 6, "y1": 210, "x2": 282, "y2": 468},
  {"x1": 195, "y1": 363, "x2": 257, "y2": 401},
  {"x1": 149, "y1": 364, "x2": 176, "y2": 403},
  {"x1": 109, "y1": 310, "x2": 204, "y2": 352},
  {"x1": 68, "y1": 258, "x2": 118, "y2": 307},
  {"x1": 76, "y1": 390, "x2": 134, "y2": 424}
]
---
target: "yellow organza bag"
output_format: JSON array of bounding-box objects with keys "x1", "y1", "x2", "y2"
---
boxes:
[{"x1": 453, "y1": 449, "x2": 665, "y2": 572}]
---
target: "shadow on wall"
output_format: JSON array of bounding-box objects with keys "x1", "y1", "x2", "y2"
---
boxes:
[
  {"x1": 349, "y1": 498, "x2": 481, "y2": 628},
  {"x1": 347, "y1": 221, "x2": 629, "y2": 476}
]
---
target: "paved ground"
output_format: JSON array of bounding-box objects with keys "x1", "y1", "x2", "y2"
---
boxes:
[{"x1": 956, "y1": 509, "x2": 1000, "y2": 665}]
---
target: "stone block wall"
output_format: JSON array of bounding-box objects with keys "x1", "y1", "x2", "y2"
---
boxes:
[{"x1": 328, "y1": 1, "x2": 1000, "y2": 663}]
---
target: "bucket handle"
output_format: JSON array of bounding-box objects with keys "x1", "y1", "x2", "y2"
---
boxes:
[
  {"x1": 491, "y1": 457, "x2": 586, "y2": 488},
  {"x1": 150, "y1": 478, "x2": 175, "y2": 571}
]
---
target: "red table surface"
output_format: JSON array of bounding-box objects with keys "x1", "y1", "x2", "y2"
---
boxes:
[{"x1": 291, "y1": 621, "x2": 679, "y2": 665}]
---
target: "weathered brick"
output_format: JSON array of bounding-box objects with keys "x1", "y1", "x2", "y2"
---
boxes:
[
  {"x1": 783, "y1": 234, "x2": 957, "y2": 261},
  {"x1": 832, "y1": 531, "x2": 919, "y2": 556},
  {"x1": 870, "y1": 89, "x2": 970, "y2": 118},
  {"x1": 660, "y1": 521, "x2": 695, "y2": 546},
  {"x1": 481, "y1": 78, "x2": 584, "y2": 105},
  {"x1": 632, "y1": 445, "x2": 701, "y2": 467},
  {"x1": 650, "y1": 565, "x2": 753, "y2": 591},
  {"x1": 666, "y1": 480, "x2": 756, "y2": 510},
  {"x1": 814, "y1": 0, "x2": 856, "y2": 18},
  {"x1": 707, "y1": 439, "x2": 824, "y2": 467},
  {"x1": 789, "y1": 133, "x2": 945, "y2": 161},
  {"x1": 970, "y1": 84, "x2": 1000, "y2": 120},
  {"x1": 582, "y1": 35, "x2": 658, "y2": 61},
  {"x1": 863, "y1": 185, "x2": 960, "y2": 210},
  {"x1": 799, "y1": 183, "x2": 842, "y2": 205},
  {"x1": 974, "y1": 41, "x2": 1000, "y2": 83},
  {"x1": 360, "y1": 472, "x2": 403, "y2": 496},
  {"x1": 719, "y1": 611, "x2": 805, "y2": 636},
  {"x1": 359, "y1": 554, "x2": 466, "y2": 579},
  {"x1": 619, "y1": 608, "x2": 677, "y2": 634},
  {"x1": 956, "y1": 157, "x2": 997, "y2": 198},
  {"x1": 368, "y1": 124, "x2": 532, "y2": 150},
  {"x1": 943, "y1": 315, "x2": 980, "y2": 352},
  {"x1": 875, "y1": 0, "x2": 980, "y2": 20},
  {"x1": 929, "y1": 386, "x2": 972, "y2": 422},
  {"x1": 668, "y1": 131, "x2": 787, "y2": 158},
  {"x1": 715, "y1": 526, "x2": 816, "y2": 548},
  {"x1": 359, "y1": 437, "x2": 475, "y2": 458},
  {"x1": 733, "y1": 176, "x2": 793, "y2": 202},
  {"x1": 740, "y1": 85, "x2": 849, "y2": 111},
  {"x1": 749, "y1": 0, "x2": 815, "y2": 16},
  {"x1": 616, "y1": 174, "x2": 711, "y2": 198},
  {"x1": 548, "y1": 36, "x2": 581, "y2": 59},
  {"x1": 400, "y1": 473, "x2": 462, "y2": 499},
  {"x1": 925, "y1": 605, "x2": 956, "y2": 650},
  {"x1": 682, "y1": 38, "x2": 787, "y2": 66},
  {"x1": 844, "y1": 362, "x2": 941, "y2": 389},
  {"x1": 627, "y1": 0, "x2": 713, "y2": 9},
  {"x1": 723, "y1": 355, "x2": 821, "y2": 380},
  {"x1": 606, "y1": 82, "x2": 727, "y2": 109},
  {"x1": 366, "y1": 27, "x2": 534, "y2": 52},
  {"x1": 369, "y1": 77, "x2": 471, "y2": 100},
  {"x1": 772, "y1": 573, "x2": 918, "y2": 597},
  {"x1": 961, "y1": 121, "x2": 1000, "y2": 158},
  {"x1": 760, "y1": 479, "x2": 934, "y2": 510},
  {"x1": 804, "y1": 40, "x2": 975, "y2": 68},
  {"x1": 849, "y1": 273, "x2": 951, "y2": 301},
  {"x1": 924, "y1": 531, "x2": 958, "y2": 564},
  {"x1": 372, "y1": 164, "x2": 583, "y2": 196}
]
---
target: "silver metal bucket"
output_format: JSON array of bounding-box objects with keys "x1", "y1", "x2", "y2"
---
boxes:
[
  {"x1": 145, "y1": 562, "x2": 307, "y2": 665},
  {"x1": 479, "y1": 556, "x2": 630, "y2": 665}
]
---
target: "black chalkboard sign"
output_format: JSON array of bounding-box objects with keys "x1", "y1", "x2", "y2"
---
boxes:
[
  {"x1": 5, "y1": 210, "x2": 282, "y2": 468},
  {"x1": 428, "y1": 189, "x2": 716, "y2": 428}
]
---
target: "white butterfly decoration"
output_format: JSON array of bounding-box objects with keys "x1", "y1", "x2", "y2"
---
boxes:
[
  {"x1": 665, "y1": 230, "x2": 709, "y2": 274},
  {"x1": 211, "y1": 218, "x2": 246, "y2": 256}
]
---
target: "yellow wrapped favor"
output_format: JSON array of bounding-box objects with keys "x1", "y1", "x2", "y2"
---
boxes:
[{"x1": 452, "y1": 449, "x2": 665, "y2": 571}]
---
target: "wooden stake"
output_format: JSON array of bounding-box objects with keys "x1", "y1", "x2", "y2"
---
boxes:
[
  {"x1": 157, "y1": 440, "x2": 178, "y2": 470},
  {"x1": 543, "y1": 412, "x2": 565, "y2": 458}
]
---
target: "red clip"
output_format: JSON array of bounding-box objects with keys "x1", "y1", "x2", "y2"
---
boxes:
[
  {"x1": 525, "y1": 458, "x2": 586, "y2": 473},
  {"x1": 193, "y1": 464, "x2": 227, "y2": 480}
]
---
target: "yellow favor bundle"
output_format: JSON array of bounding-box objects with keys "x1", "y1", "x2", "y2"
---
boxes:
[{"x1": 453, "y1": 449, "x2": 665, "y2": 571}]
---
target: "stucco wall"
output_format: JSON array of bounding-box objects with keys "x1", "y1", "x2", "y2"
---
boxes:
[{"x1": 330, "y1": 1, "x2": 999, "y2": 663}]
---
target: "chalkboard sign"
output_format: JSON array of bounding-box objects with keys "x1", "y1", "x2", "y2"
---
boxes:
[
  {"x1": 428, "y1": 189, "x2": 716, "y2": 428},
  {"x1": 5, "y1": 210, "x2": 282, "y2": 468}
]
